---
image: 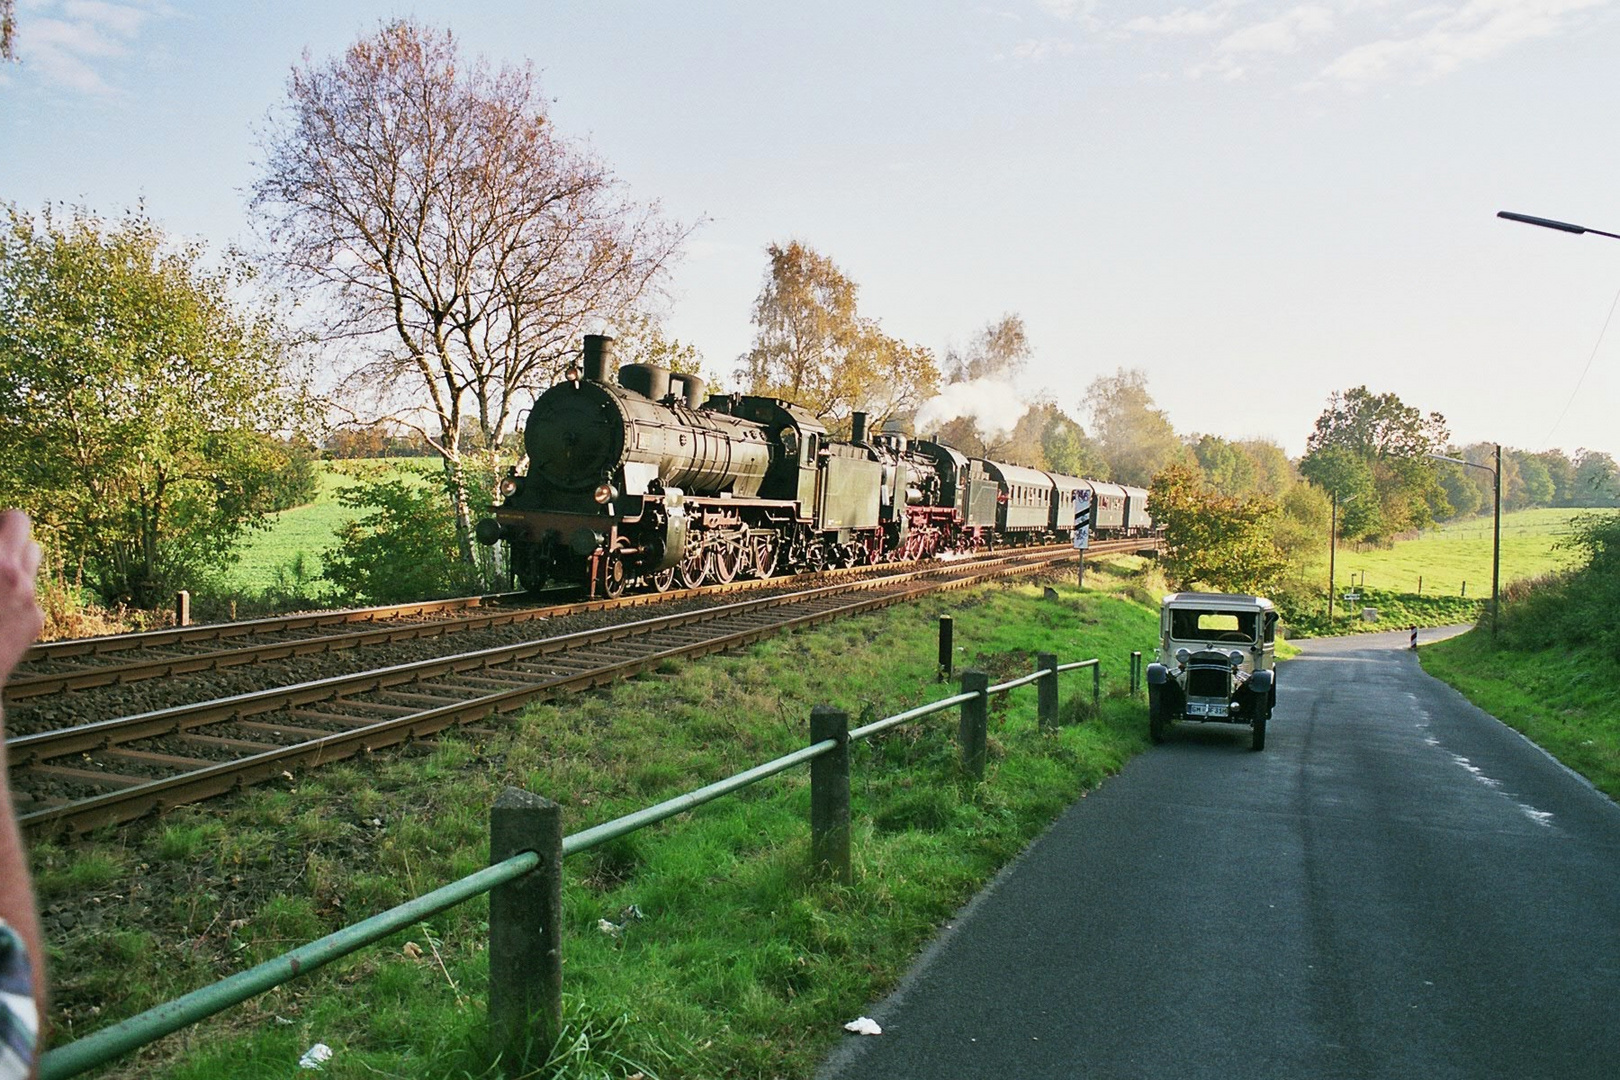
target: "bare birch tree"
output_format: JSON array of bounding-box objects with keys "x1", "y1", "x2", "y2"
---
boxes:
[{"x1": 252, "y1": 19, "x2": 689, "y2": 563}]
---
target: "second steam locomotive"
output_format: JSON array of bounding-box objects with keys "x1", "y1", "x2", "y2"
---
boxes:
[{"x1": 474, "y1": 335, "x2": 1153, "y2": 596}]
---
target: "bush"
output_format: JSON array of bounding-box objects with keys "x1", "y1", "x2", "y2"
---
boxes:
[{"x1": 320, "y1": 472, "x2": 484, "y2": 604}]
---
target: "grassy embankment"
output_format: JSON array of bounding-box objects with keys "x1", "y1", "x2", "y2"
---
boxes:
[
  {"x1": 1420, "y1": 633, "x2": 1620, "y2": 801},
  {"x1": 1414, "y1": 509, "x2": 1620, "y2": 802},
  {"x1": 1284, "y1": 508, "x2": 1604, "y2": 637},
  {"x1": 33, "y1": 559, "x2": 1169, "y2": 1079}
]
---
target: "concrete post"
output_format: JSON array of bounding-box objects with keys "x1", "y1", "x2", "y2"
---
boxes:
[
  {"x1": 959, "y1": 670, "x2": 988, "y2": 780},
  {"x1": 488, "y1": 788, "x2": 562, "y2": 1069},
  {"x1": 810, "y1": 706, "x2": 851, "y2": 884},
  {"x1": 1037, "y1": 652, "x2": 1058, "y2": 731}
]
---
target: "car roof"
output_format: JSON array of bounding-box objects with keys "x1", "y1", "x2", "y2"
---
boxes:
[{"x1": 1161, "y1": 592, "x2": 1274, "y2": 612}]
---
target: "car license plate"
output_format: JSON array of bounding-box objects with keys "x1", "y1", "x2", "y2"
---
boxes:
[{"x1": 1187, "y1": 702, "x2": 1211, "y2": 716}]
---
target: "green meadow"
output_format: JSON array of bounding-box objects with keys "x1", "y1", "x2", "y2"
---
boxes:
[
  {"x1": 1328, "y1": 507, "x2": 1607, "y2": 599},
  {"x1": 222, "y1": 460, "x2": 433, "y2": 596}
]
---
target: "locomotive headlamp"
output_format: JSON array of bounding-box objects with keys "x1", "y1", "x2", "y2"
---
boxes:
[
  {"x1": 593, "y1": 483, "x2": 618, "y2": 505},
  {"x1": 499, "y1": 475, "x2": 521, "y2": 498}
]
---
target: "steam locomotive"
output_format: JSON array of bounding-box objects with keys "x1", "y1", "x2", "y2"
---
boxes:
[{"x1": 474, "y1": 335, "x2": 1152, "y2": 596}]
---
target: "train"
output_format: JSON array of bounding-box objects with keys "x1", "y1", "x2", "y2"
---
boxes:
[{"x1": 473, "y1": 335, "x2": 1154, "y2": 597}]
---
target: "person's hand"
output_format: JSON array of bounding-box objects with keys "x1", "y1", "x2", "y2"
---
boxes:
[{"x1": 0, "y1": 510, "x2": 43, "y2": 684}]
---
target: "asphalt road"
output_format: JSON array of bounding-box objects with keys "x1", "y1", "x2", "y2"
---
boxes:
[{"x1": 818, "y1": 628, "x2": 1620, "y2": 1079}]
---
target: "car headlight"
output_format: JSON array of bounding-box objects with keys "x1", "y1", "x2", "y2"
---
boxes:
[
  {"x1": 593, "y1": 483, "x2": 618, "y2": 505},
  {"x1": 499, "y1": 475, "x2": 521, "y2": 498},
  {"x1": 1229, "y1": 651, "x2": 1245, "y2": 667},
  {"x1": 1175, "y1": 648, "x2": 1190, "y2": 667}
]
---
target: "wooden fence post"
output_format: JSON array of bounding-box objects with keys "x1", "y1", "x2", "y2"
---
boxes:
[
  {"x1": 1037, "y1": 652, "x2": 1058, "y2": 731},
  {"x1": 959, "y1": 670, "x2": 988, "y2": 779},
  {"x1": 488, "y1": 788, "x2": 562, "y2": 1069},
  {"x1": 810, "y1": 706, "x2": 851, "y2": 884},
  {"x1": 1092, "y1": 663, "x2": 1101, "y2": 716},
  {"x1": 938, "y1": 615, "x2": 954, "y2": 682}
]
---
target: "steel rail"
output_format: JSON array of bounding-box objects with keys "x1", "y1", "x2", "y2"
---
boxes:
[
  {"x1": 8, "y1": 539, "x2": 1148, "y2": 702},
  {"x1": 15, "y1": 549, "x2": 1084, "y2": 836}
]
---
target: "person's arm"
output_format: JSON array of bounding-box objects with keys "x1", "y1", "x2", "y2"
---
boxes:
[{"x1": 0, "y1": 509, "x2": 46, "y2": 1073}]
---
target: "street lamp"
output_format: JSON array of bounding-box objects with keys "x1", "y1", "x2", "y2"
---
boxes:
[
  {"x1": 1328, "y1": 491, "x2": 1359, "y2": 622},
  {"x1": 1497, "y1": 210, "x2": 1620, "y2": 241},
  {"x1": 1429, "y1": 446, "x2": 1501, "y2": 635}
]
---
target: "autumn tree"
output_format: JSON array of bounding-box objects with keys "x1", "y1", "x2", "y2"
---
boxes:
[
  {"x1": 253, "y1": 19, "x2": 687, "y2": 566},
  {"x1": 0, "y1": 204, "x2": 313, "y2": 605},
  {"x1": 736, "y1": 241, "x2": 938, "y2": 431},
  {"x1": 1, "y1": 0, "x2": 14, "y2": 61},
  {"x1": 611, "y1": 311, "x2": 707, "y2": 381},
  {"x1": 1083, "y1": 368, "x2": 1192, "y2": 487},
  {"x1": 1149, "y1": 464, "x2": 1287, "y2": 594}
]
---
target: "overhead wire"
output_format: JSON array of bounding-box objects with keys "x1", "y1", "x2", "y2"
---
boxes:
[{"x1": 1541, "y1": 280, "x2": 1620, "y2": 449}]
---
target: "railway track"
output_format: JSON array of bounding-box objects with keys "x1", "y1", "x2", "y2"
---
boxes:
[
  {"x1": 7, "y1": 540, "x2": 1151, "y2": 837},
  {"x1": 4, "y1": 541, "x2": 1141, "y2": 708}
]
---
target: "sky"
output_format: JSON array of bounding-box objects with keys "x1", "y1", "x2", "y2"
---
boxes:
[{"x1": 3, "y1": 0, "x2": 1620, "y2": 462}]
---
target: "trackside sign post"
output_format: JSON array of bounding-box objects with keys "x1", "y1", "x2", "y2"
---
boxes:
[{"x1": 1072, "y1": 488, "x2": 1092, "y2": 590}]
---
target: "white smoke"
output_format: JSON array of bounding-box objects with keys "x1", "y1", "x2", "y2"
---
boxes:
[{"x1": 914, "y1": 378, "x2": 1027, "y2": 440}]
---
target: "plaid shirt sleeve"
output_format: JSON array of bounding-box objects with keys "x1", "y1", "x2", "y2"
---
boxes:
[{"x1": 0, "y1": 921, "x2": 37, "y2": 1079}]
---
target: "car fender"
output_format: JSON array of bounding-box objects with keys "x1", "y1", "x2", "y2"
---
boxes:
[
  {"x1": 1146, "y1": 662, "x2": 1172, "y2": 686},
  {"x1": 1248, "y1": 669, "x2": 1274, "y2": 694}
]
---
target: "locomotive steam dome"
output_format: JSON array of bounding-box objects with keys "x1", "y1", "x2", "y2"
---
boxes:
[{"x1": 525, "y1": 380, "x2": 627, "y2": 491}]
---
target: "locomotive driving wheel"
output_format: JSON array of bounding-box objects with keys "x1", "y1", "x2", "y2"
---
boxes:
[
  {"x1": 713, "y1": 541, "x2": 741, "y2": 584},
  {"x1": 649, "y1": 567, "x2": 677, "y2": 593},
  {"x1": 676, "y1": 539, "x2": 710, "y2": 589},
  {"x1": 601, "y1": 555, "x2": 628, "y2": 599},
  {"x1": 750, "y1": 534, "x2": 778, "y2": 579}
]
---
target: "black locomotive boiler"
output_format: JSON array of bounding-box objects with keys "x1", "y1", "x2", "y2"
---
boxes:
[{"x1": 475, "y1": 335, "x2": 1153, "y2": 597}]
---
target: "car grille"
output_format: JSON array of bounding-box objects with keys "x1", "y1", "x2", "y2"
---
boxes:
[{"x1": 1186, "y1": 665, "x2": 1232, "y2": 698}]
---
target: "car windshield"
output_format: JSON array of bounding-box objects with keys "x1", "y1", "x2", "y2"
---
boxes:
[{"x1": 1170, "y1": 609, "x2": 1257, "y2": 642}]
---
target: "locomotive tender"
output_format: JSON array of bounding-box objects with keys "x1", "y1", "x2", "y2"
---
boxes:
[{"x1": 474, "y1": 335, "x2": 1153, "y2": 596}]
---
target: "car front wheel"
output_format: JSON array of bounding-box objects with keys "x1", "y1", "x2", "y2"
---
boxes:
[
  {"x1": 1149, "y1": 685, "x2": 1167, "y2": 744},
  {"x1": 1251, "y1": 715, "x2": 1267, "y2": 752}
]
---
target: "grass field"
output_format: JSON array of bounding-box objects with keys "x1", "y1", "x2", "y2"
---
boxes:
[
  {"x1": 222, "y1": 460, "x2": 433, "y2": 596},
  {"x1": 1330, "y1": 507, "x2": 1613, "y2": 598}
]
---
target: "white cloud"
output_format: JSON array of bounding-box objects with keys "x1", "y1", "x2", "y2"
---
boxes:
[
  {"x1": 1124, "y1": 3, "x2": 1238, "y2": 36},
  {"x1": 1218, "y1": 4, "x2": 1336, "y2": 53},
  {"x1": 1321, "y1": 0, "x2": 1610, "y2": 85},
  {"x1": 1003, "y1": 36, "x2": 1078, "y2": 61},
  {"x1": 13, "y1": 0, "x2": 167, "y2": 96}
]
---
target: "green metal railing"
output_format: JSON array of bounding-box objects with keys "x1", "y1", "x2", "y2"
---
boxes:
[{"x1": 40, "y1": 651, "x2": 1107, "y2": 1079}]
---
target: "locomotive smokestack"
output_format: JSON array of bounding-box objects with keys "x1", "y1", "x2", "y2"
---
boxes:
[
  {"x1": 582, "y1": 334, "x2": 615, "y2": 384},
  {"x1": 851, "y1": 411, "x2": 869, "y2": 444},
  {"x1": 682, "y1": 374, "x2": 706, "y2": 408}
]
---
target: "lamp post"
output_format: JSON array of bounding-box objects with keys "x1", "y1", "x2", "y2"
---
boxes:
[
  {"x1": 1328, "y1": 491, "x2": 1359, "y2": 622},
  {"x1": 1429, "y1": 446, "x2": 1501, "y2": 635}
]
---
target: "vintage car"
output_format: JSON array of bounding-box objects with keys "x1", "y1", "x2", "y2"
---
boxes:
[{"x1": 1146, "y1": 592, "x2": 1278, "y2": 750}]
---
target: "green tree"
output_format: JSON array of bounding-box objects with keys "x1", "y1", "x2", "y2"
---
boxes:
[
  {"x1": 736, "y1": 241, "x2": 938, "y2": 428},
  {"x1": 1149, "y1": 464, "x2": 1287, "y2": 593},
  {"x1": 1572, "y1": 450, "x2": 1620, "y2": 506},
  {"x1": 1534, "y1": 449, "x2": 1577, "y2": 505},
  {"x1": 1083, "y1": 368, "x2": 1192, "y2": 488},
  {"x1": 0, "y1": 204, "x2": 312, "y2": 606},
  {"x1": 1301, "y1": 386, "x2": 1449, "y2": 541},
  {"x1": 254, "y1": 19, "x2": 688, "y2": 568},
  {"x1": 1040, "y1": 406, "x2": 1106, "y2": 478}
]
